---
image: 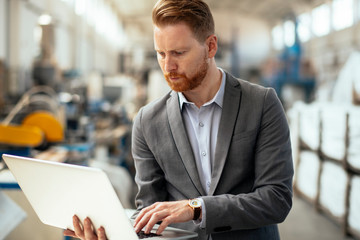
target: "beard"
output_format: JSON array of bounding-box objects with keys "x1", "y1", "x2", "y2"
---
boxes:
[{"x1": 164, "y1": 57, "x2": 209, "y2": 92}]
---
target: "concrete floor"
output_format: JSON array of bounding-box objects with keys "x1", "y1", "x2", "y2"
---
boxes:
[{"x1": 279, "y1": 195, "x2": 355, "y2": 240}]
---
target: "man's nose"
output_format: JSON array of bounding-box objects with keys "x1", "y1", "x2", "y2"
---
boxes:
[{"x1": 164, "y1": 56, "x2": 177, "y2": 72}]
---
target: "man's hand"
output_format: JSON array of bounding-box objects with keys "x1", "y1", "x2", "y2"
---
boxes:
[
  {"x1": 63, "y1": 215, "x2": 107, "y2": 240},
  {"x1": 134, "y1": 200, "x2": 194, "y2": 235}
]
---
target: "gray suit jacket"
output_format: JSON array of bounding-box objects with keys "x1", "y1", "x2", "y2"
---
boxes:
[{"x1": 132, "y1": 72, "x2": 293, "y2": 240}]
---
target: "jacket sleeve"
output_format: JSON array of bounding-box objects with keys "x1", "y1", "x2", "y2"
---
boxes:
[{"x1": 131, "y1": 107, "x2": 168, "y2": 218}]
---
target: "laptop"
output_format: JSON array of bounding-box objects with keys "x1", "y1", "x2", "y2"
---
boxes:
[{"x1": 2, "y1": 154, "x2": 197, "y2": 240}]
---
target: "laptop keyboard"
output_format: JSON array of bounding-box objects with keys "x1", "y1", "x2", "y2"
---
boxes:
[{"x1": 137, "y1": 230, "x2": 161, "y2": 239}]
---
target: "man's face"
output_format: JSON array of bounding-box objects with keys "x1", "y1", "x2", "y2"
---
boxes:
[{"x1": 154, "y1": 23, "x2": 209, "y2": 92}]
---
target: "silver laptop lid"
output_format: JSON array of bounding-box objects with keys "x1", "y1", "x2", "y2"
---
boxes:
[
  {"x1": 2, "y1": 154, "x2": 138, "y2": 240},
  {"x1": 2, "y1": 154, "x2": 197, "y2": 240}
]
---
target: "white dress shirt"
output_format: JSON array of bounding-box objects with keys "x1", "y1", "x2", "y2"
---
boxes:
[{"x1": 178, "y1": 68, "x2": 226, "y2": 232}]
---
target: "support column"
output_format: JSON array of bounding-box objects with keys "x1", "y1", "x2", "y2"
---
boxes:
[{"x1": 8, "y1": 0, "x2": 21, "y2": 96}]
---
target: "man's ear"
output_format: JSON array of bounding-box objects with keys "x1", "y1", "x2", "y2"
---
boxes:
[{"x1": 206, "y1": 34, "x2": 218, "y2": 58}]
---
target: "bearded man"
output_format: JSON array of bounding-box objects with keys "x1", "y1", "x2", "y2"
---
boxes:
[{"x1": 66, "y1": 0, "x2": 293, "y2": 239}]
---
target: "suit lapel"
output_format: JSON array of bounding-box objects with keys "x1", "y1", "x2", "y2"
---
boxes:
[
  {"x1": 166, "y1": 92, "x2": 206, "y2": 196},
  {"x1": 209, "y1": 73, "x2": 242, "y2": 195}
]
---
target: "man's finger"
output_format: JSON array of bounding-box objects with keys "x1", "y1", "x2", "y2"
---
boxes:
[
  {"x1": 84, "y1": 217, "x2": 97, "y2": 239},
  {"x1": 134, "y1": 204, "x2": 156, "y2": 227},
  {"x1": 73, "y1": 215, "x2": 84, "y2": 238},
  {"x1": 134, "y1": 200, "x2": 191, "y2": 234},
  {"x1": 156, "y1": 216, "x2": 172, "y2": 235},
  {"x1": 144, "y1": 209, "x2": 169, "y2": 234},
  {"x1": 134, "y1": 211, "x2": 152, "y2": 233},
  {"x1": 134, "y1": 204, "x2": 159, "y2": 232},
  {"x1": 63, "y1": 229, "x2": 76, "y2": 237},
  {"x1": 98, "y1": 226, "x2": 107, "y2": 240}
]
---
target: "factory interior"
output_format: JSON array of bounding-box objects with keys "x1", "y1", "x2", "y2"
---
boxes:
[{"x1": 1, "y1": 0, "x2": 360, "y2": 239}]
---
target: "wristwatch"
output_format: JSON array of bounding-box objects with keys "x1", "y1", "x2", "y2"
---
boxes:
[{"x1": 188, "y1": 198, "x2": 202, "y2": 220}]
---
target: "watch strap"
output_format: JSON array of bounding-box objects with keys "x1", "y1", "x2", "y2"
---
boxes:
[{"x1": 193, "y1": 205, "x2": 201, "y2": 220}]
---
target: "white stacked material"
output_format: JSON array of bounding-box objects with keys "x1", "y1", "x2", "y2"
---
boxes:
[
  {"x1": 319, "y1": 161, "x2": 348, "y2": 219},
  {"x1": 348, "y1": 175, "x2": 360, "y2": 236},
  {"x1": 293, "y1": 102, "x2": 321, "y2": 151},
  {"x1": 296, "y1": 151, "x2": 321, "y2": 201},
  {"x1": 321, "y1": 104, "x2": 347, "y2": 161},
  {"x1": 347, "y1": 106, "x2": 360, "y2": 172},
  {"x1": 287, "y1": 105, "x2": 300, "y2": 169},
  {"x1": 332, "y1": 51, "x2": 360, "y2": 105}
]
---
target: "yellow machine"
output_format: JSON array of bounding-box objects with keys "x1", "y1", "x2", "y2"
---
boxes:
[
  {"x1": 0, "y1": 86, "x2": 64, "y2": 147},
  {"x1": 0, "y1": 124, "x2": 43, "y2": 147},
  {"x1": 22, "y1": 111, "x2": 63, "y2": 143}
]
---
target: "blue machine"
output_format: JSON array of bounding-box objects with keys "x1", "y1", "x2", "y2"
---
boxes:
[{"x1": 263, "y1": 20, "x2": 316, "y2": 104}]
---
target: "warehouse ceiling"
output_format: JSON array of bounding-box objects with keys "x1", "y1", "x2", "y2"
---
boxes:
[
  {"x1": 113, "y1": 0, "x2": 327, "y2": 48},
  {"x1": 114, "y1": 0, "x2": 327, "y2": 22},
  {"x1": 206, "y1": 0, "x2": 327, "y2": 22}
]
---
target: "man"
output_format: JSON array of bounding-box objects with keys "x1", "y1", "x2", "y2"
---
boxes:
[{"x1": 65, "y1": 0, "x2": 293, "y2": 239}]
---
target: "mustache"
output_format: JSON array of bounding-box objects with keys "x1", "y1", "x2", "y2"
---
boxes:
[{"x1": 165, "y1": 72, "x2": 186, "y2": 78}]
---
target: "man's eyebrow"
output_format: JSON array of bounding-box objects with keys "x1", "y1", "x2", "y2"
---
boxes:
[{"x1": 155, "y1": 47, "x2": 189, "y2": 52}]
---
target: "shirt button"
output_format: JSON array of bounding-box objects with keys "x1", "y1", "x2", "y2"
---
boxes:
[
  {"x1": 201, "y1": 151, "x2": 206, "y2": 156},
  {"x1": 207, "y1": 182, "x2": 211, "y2": 188},
  {"x1": 199, "y1": 122, "x2": 204, "y2": 127}
]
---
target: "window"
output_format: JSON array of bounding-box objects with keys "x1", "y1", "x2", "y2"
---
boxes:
[
  {"x1": 38, "y1": 14, "x2": 52, "y2": 26},
  {"x1": 284, "y1": 20, "x2": 295, "y2": 47},
  {"x1": 61, "y1": 0, "x2": 74, "y2": 7},
  {"x1": 358, "y1": 0, "x2": 360, "y2": 22},
  {"x1": 332, "y1": 0, "x2": 354, "y2": 30},
  {"x1": 96, "y1": 1, "x2": 106, "y2": 35},
  {"x1": 272, "y1": 25, "x2": 284, "y2": 50},
  {"x1": 312, "y1": 3, "x2": 330, "y2": 37},
  {"x1": 297, "y1": 12, "x2": 311, "y2": 42},
  {"x1": 86, "y1": 0, "x2": 97, "y2": 27},
  {"x1": 75, "y1": 0, "x2": 86, "y2": 16},
  {"x1": 68, "y1": 0, "x2": 124, "y2": 48}
]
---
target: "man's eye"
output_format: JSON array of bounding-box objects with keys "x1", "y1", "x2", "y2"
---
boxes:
[
  {"x1": 174, "y1": 51, "x2": 184, "y2": 56},
  {"x1": 157, "y1": 52, "x2": 165, "y2": 58}
]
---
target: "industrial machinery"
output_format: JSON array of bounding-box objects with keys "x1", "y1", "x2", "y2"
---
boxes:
[
  {"x1": 0, "y1": 86, "x2": 64, "y2": 154},
  {"x1": 262, "y1": 20, "x2": 316, "y2": 106}
]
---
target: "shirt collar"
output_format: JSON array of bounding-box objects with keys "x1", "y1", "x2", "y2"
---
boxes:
[{"x1": 178, "y1": 68, "x2": 226, "y2": 110}]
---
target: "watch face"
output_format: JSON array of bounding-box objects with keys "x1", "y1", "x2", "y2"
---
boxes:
[{"x1": 189, "y1": 199, "x2": 201, "y2": 208}]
